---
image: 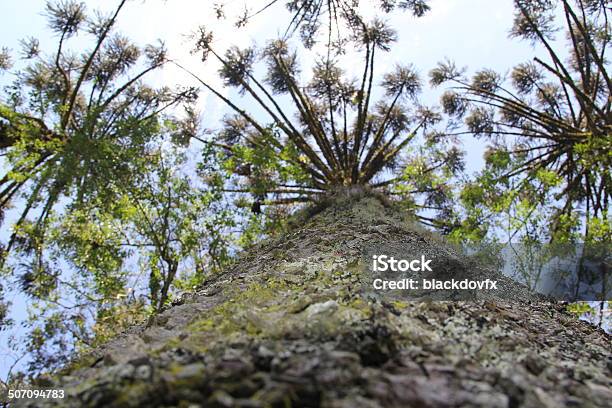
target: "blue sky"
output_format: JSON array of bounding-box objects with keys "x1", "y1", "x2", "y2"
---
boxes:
[{"x1": 0, "y1": 0, "x2": 555, "y2": 379}]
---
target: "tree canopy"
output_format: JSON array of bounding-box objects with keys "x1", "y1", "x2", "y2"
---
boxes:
[
  {"x1": 0, "y1": 0, "x2": 196, "y2": 257},
  {"x1": 432, "y1": 0, "x2": 610, "y2": 243},
  {"x1": 182, "y1": 19, "x2": 463, "y2": 228}
]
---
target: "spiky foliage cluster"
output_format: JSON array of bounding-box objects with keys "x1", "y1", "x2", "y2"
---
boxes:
[
  {"x1": 186, "y1": 20, "x2": 463, "y2": 227},
  {"x1": 432, "y1": 0, "x2": 611, "y2": 242},
  {"x1": 0, "y1": 0, "x2": 195, "y2": 256},
  {"x1": 213, "y1": 0, "x2": 430, "y2": 49}
]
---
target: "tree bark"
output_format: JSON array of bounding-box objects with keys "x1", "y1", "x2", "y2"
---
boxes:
[{"x1": 23, "y1": 193, "x2": 612, "y2": 407}]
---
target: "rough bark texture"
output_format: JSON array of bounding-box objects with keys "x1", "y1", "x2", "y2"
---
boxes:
[{"x1": 22, "y1": 194, "x2": 611, "y2": 407}]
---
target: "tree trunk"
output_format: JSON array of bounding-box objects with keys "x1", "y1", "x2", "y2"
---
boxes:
[{"x1": 24, "y1": 194, "x2": 611, "y2": 407}]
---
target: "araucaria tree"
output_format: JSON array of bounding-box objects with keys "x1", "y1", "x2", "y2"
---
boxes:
[
  {"x1": 432, "y1": 0, "x2": 611, "y2": 242},
  {"x1": 0, "y1": 0, "x2": 226, "y2": 379},
  {"x1": 186, "y1": 19, "x2": 463, "y2": 229},
  {"x1": 0, "y1": 0, "x2": 197, "y2": 253}
]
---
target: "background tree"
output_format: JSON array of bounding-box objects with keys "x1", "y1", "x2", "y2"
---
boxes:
[
  {"x1": 0, "y1": 0, "x2": 194, "y2": 259},
  {"x1": 9, "y1": 144, "x2": 234, "y2": 376},
  {"x1": 430, "y1": 0, "x2": 611, "y2": 243},
  {"x1": 0, "y1": 0, "x2": 234, "y2": 382}
]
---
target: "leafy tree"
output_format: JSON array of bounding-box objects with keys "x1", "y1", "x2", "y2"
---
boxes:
[
  {"x1": 0, "y1": 0, "x2": 194, "y2": 260},
  {"x1": 114, "y1": 146, "x2": 233, "y2": 312},
  {"x1": 4, "y1": 143, "x2": 234, "y2": 377},
  {"x1": 182, "y1": 20, "x2": 463, "y2": 229},
  {"x1": 430, "y1": 0, "x2": 611, "y2": 243}
]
